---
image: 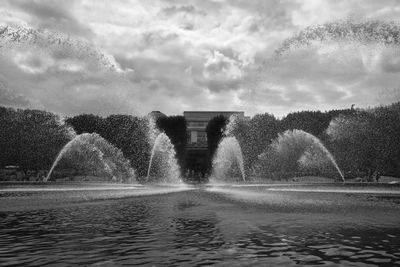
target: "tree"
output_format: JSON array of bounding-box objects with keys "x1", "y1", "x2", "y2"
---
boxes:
[
  {"x1": 226, "y1": 113, "x2": 280, "y2": 177},
  {"x1": 66, "y1": 113, "x2": 151, "y2": 178},
  {"x1": 327, "y1": 111, "x2": 375, "y2": 178},
  {"x1": 0, "y1": 106, "x2": 73, "y2": 171},
  {"x1": 100, "y1": 115, "x2": 150, "y2": 178},
  {"x1": 327, "y1": 103, "x2": 400, "y2": 180},
  {"x1": 65, "y1": 114, "x2": 102, "y2": 134},
  {"x1": 0, "y1": 107, "x2": 19, "y2": 167},
  {"x1": 156, "y1": 116, "x2": 187, "y2": 171},
  {"x1": 372, "y1": 103, "x2": 400, "y2": 177},
  {"x1": 206, "y1": 115, "x2": 228, "y2": 169},
  {"x1": 53, "y1": 133, "x2": 135, "y2": 182},
  {"x1": 257, "y1": 129, "x2": 338, "y2": 180},
  {"x1": 247, "y1": 113, "x2": 280, "y2": 173},
  {"x1": 280, "y1": 109, "x2": 354, "y2": 138}
]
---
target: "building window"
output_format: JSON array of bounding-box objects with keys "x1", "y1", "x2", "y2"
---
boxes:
[
  {"x1": 190, "y1": 131, "x2": 197, "y2": 143},
  {"x1": 188, "y1": 122, "x2": 207, "y2": 127},
  {"x1": 197, "y1": 131, "x2": 207, "y2": 144}
]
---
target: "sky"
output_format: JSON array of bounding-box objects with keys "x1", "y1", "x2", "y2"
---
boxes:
[{"x1": 0, "y1": 0, "x2": 400, "y2": 117}]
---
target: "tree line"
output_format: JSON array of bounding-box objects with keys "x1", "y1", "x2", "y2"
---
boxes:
[
  {"x1": 1, "y1": 102, "x2": 400, "y2": 181},
  {"x1": 208, "y1": 104, "x2": 400, "y2": 181},
  {"x1": 0, "y1": 106, "x2": 73, "y2": 173},
  {"x1": 0, "y1": 108, "x2": 188, "y2": 180},
  {"x1": 65, "y1": 114, "x2": 151, "y2": 177}
]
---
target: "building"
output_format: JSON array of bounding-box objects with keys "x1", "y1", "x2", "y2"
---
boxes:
[
  {"x1": 183, "y1": 111, "x2": 248, "y2": 175},
  {"x1": 149, "y1": 110, "x2": 248, "y2": 178}
]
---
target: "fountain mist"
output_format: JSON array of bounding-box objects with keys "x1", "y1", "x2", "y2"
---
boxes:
[
  {"x1": 45, "y1": 133, "x2": 135, "y2": 182},
  {"x1": 0, "y1": 24, "x2": 117, "y2": 71},
  {"x1": 269, "y1": 130, "x2": 345, "y2": 182},
  {"x1": 275, "y1": 20, "x2": 400, "y2": 56},
  {"x1": 146, "y1": 133, "x2": 181, "y2": 184},
  {"x1": 211, "y1": 136, "x2": 246, "y2": 183},
  {"x1": 301, "y1": 132, "x2": 344, "y2": 182},
  {"x1": 45, "y1": 134, "x2": 87, "y2": 182}
]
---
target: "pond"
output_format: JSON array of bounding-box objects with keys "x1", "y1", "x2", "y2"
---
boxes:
[{"x1": 0, "y1": 184, "x2": 400, "y2": 266}]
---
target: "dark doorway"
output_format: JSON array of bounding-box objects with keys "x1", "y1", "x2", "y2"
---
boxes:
[{"x1": 185, "y1": 149, "x2": 208, "y2": 182}]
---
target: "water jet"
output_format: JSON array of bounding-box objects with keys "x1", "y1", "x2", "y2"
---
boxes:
[
  {"x1": 146, "y1": 133, "x2": 181, "y2": 184},
  {"x1": 211, "y1": 136, "x2": 246, "y2": 183}
]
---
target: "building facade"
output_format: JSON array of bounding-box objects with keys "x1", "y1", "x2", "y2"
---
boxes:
[
  {"x1": 184, "y1": 111, "x2": 247, "y2": 149},
  {"x1": 149, "y1": 110, "x2": 248, "y2": 178},
  {"x1": 183, "y1": 111, "x2": 247, "y2": 176}
]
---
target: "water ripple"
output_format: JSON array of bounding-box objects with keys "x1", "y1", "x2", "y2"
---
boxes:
[{"x1": 0, "y1": 189, "x2": 399, "y2": 266}]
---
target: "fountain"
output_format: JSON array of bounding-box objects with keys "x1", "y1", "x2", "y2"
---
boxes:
[
  {"x1": 298, "y1": 131, "x2": 344, "y2": 182},
  {"x1": 45, "y1": 134, "x2": 86, "y2": 182},
  {"x1": 45, "y1": 133, "x2": 135, "y2": 182},
  {"x1": 224, "y1": 114, "x2": 240, "y2": 137},
  {"x1": 259, "y1": 129, "x2": 344, "y2": 182},
  {"x1": 147, "y1": 114, "x2": 161, "y2": 147},
  {"x1": 146, "y1": 133, "x2": 181, "y2": 184},
  {"x1": 211, "y1": 136, "x2": 246, "y2": 183},
  {"x1": 3, "y1": 8, "x2": 400, "y2": 265},
  {"x1": 275, "y1": 20, "x2": 400, "y2": 56},
  {"x1": 0, "y1": 24, "x2": 118, "y2": 71}
]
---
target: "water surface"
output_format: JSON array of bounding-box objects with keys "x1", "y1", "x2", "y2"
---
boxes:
[{"x1": 0, "y1": 184, "x2": 399, "y2": 266}]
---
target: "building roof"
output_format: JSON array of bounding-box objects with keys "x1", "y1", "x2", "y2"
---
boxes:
[
  {"x1": 183, "y1": 111, "x2": 245, "y2": 120},
  {"x1": 183, "y1": 111, "x2": 245, "y2": 113}
]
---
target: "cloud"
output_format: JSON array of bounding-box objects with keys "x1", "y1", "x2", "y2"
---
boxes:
[
  {"x1": 1, "y1": 0, "x2": 400, "y2": 117},
  {"x1": 6, "y1": 0, "x2": 93, "y2": 39},
  {"x1": 0, "y1": 80, "x2": 31, "y2": 107},
  {"x1": 248, "y1": 41, "x2": 400, "y2": 115},
  {"x1": 160, "y1": 5, "x2": 206, "y2": 16},
  {"x1": 0, "y1": 24, "x2": 138, "y2": 116}
]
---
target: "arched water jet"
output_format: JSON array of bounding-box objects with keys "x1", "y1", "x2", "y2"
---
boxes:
[
  {"x1": 260, "y1": 130, "x2": 344, "y2": 182},
  {"x1": 224, "y1": 114, "x2": 240, "y2": 137},
  {"x1": 146, "y1": 133, "x2": 181, "y2": 184},
  {"x1": 0, "y1": 24, "x2": 118, "y2": 71},
  {"x1": 147, "y1": 115, "x2": 160, "y2": 146},
  {"x1": 45, "y1": 133, "x2": 135, "y2": 182},
  {"x1": 45, "y1": 134, "x2": 87, "y2": 182},
  {"x1": 298, "y1": 131, "x2": 344, "y2": 182},
  {"x1": 275, "y1": 20, "x2": 400, "y2": 56},
  {"x1": 211, "y1": 136, "x2": 246, "y2": 183},
  {"x1": 250, "y1": 19, "x2": 400, "y2": 82},
  {"x1": 0, "y1": 24, "x2": 143, "y2": 116}
]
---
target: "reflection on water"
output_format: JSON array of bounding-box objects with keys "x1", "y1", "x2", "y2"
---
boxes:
[{"x1": 0, "y1": 189, "x2": 400, "y2": 266}]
